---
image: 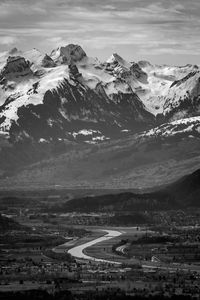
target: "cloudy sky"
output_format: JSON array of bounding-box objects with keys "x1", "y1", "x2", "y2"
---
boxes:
[{"x1": 0, "y1": 0, "x2": 200, "y2": 65}]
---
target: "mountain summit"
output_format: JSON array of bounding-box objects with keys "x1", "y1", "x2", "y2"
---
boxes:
[{"x1": 50, "y1": 44, "x2": 87, "y2": 65}]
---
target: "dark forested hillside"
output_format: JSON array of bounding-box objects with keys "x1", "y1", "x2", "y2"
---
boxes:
[{"x1": 57, "y1": 169, "x2": 200, "y2": 212}]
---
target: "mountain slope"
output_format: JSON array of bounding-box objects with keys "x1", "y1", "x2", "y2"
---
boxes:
[
  {"x1": 0, "y1": 214, "x2": 25, "y2": 231},
  {"x1": 0, "y1": 116, "x2": 199, "y2": 190},
  {"x1": 49, "y1": 168, "x2": 200, "y2": 212},
  {"x1": 165, "y1": 168, "x2": 200, "y2": 206},
  {"x1": 163, "y1": 71, "x2": 200, "y2": 121},
  {"x1": 136, "y1": 62, "x2": 199, "y2": 116},
  {"x1": 0, "y1": 44, "x2": 199, "y2": 185},
  {"x1": 141, "y1": 116, "x2": 200, "y2": 139}
]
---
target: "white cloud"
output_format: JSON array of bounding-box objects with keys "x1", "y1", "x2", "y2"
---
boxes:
[
  {"x1": 0, "y1": 36, "x2": 18, "y2": 45},
  {"x1": 46, "y1": 36, "x2": 68, "y2": 47}
]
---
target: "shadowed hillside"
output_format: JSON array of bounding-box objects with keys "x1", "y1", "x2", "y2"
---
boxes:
[
  {"x1": 56, "y1": 169, "x2": 200, "y2": 212},
  {"x1": 0, "y1": 214, "x2": 25, "y2": 232}
]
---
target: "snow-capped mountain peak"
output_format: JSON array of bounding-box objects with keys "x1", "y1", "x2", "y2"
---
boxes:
[
  {"x1": 0, "y1": 55, "x2": 32, "y2": 82},
  {"x1": 50, "y1": 44, "x2": 87, "y2": 65},
  {"x1": 0, "y1": 43, "x2": 200, "y2": 149},
  {"x1": 163, "y1": 70, "x2": 200, "y2": 121},
  {"x1": 106, "y1": 53, "x2": 131, "y2": 69}
]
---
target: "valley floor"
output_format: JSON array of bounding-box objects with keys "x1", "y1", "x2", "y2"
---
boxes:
[{"x1": 1, "y1": 194, "x2": 200, "y2": 299}]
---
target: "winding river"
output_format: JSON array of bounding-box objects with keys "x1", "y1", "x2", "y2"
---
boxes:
[{"x1": 68, "y1": 229, "x2": 122, "y2": 265}]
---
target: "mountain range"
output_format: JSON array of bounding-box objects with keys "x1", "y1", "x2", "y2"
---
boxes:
[{"x1": 0, "y1": 44, "x2": 199, "y2": 189}]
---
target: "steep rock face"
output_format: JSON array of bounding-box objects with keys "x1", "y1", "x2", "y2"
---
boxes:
[
  {"x1": 41, "y1": 54, "x2": 56, "y2": 68},
  {"x1": 106, "y1": 53, "x2": 131, "y2": 73},
  {"x1": 105, "y1": 53, "x2": 147, "y2": 83},
  {"x1": 163, "y1": 71, "x2": 200, "y2": 121},
  {"x1": 0, "y1": 56, "x2": 32, "y2": 83},
  {"x1": 130, "y1": 62, "x2": 148, "y2": 83},
  {"x1": 8, "y1": 76, "x2": 154, "y2": 143},
  {"x1": 50, "y1": 44, "x2": 87, "y2": 65},
  {"x1": 68, "y1": 63, "x2": 82, "y2": 80}
]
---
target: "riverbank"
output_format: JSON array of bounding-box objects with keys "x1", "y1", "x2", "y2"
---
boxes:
[{"x1": 68, "y1": 230, "x2": 122, "y2": 264}]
